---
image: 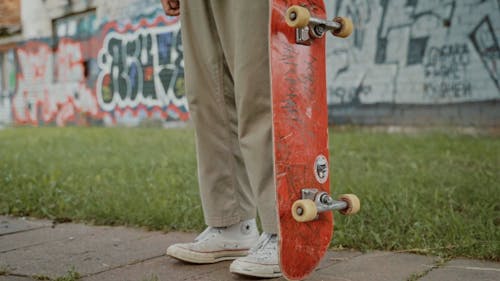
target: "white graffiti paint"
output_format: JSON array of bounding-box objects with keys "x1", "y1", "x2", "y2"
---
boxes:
[
  {"x1": 0, "y1": 51, "x2": 17, "y2": 125},
  {"x1": 96, "y1": 21, "x2": 187, "y2": 112},
  {"x1": 96, "y1": 0, "x2": 161, "y2": 23},
  {"x1": 13, "y1": 41, "x2": 99, "y2": 126}
]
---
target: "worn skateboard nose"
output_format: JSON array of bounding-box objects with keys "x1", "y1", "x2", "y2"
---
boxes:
[{"x1": 271, "y1": 1, "x2": 358, "y2": 280}]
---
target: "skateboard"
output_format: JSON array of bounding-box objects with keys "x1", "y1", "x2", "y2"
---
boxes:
[{"x1": 270, "y1": 1, "x2": 360, "y2": 280}]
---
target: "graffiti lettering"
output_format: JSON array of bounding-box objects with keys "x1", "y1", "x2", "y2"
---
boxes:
[
  {"x1": 470, "y1": 16, "x2": 500, "y2": 92},
  {"x1": 424, "y1": 44, "x2": 470, "y2": 79},
  {"x1": 96, "y1": 21, "x2": 187, "y2": 120},
  {"x1": 330, "y1": 85, "x2": 372, "y2": 105},
  {"x1": 423, "y1": 44, "x2": 472, "y2": 99},
  {"x1": 13, "y1": 40, "x2": 99, "y2": 126},
  {"x1": 328, "y1": 0, "x2": 499, "y2": 104},
  {"x1": 423, "y1": 82, "x2": 472, "y2": 99}
]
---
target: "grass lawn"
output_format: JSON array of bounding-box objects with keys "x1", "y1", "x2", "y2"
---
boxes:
[{"x1": 0, "y1": 127, "x2": 498, "y2": 261}]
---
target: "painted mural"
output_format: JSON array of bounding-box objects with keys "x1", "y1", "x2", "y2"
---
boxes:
[
  {"x1": 96, "y1": 16, "x2": 187, "y2": 125},
  {"x1": 326, "y1": 0, "x2": 500, "y2": 105},
  {"x1": 0, "y1": 0, "x2": 498, "y2": 126},
  {"x1": 0, "y1": 50, "x2": 16, "y2": 125},
  {"x1": 12, "y1": 39, "x2": 98, "y2": 126},
  {"x1": 0, "y1": 8, "x2": 187, "y2": 126}
]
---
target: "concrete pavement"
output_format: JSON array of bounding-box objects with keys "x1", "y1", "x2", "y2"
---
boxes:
[{"x1": 0, "y1": 216, "x2": 498, "y2": 281}]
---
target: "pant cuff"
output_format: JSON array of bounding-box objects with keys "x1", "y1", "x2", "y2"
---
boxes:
[{"x1": 204, "y1": 215, "x2": 241, "y2": 228}]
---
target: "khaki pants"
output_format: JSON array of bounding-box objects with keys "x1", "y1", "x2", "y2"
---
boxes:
[{"x1": 180, "y1": 0, "x2": 277, "y2": 233}]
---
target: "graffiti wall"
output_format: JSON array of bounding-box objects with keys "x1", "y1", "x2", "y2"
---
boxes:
[
  {"x1": 96, "y1": 16, "x2": 187, "y2": 125},
  {"x1": 0, "y1": 3, "x2": 187, "y2": 127},
  {"x1": 0, "y1": 50, "x2": 16, "y2": 126},
  {"x1": 0, "y1": 0, "x2": 498, "y2": 126},
  {"x1": 12, "y1": 39, "x2": 99, "y2": 126},
  {"x1": 326, "y1": 0, "x2": 500, "y2": 106}
]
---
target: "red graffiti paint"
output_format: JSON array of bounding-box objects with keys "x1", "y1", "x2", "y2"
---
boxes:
[{"x1": 13, "y1": 40, "x2": 100, "y2": 126}]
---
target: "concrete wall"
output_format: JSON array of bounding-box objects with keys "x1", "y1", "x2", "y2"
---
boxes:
[
  {"x1": 0, "y1": 0, "x2": 498, "y2": 127},
  {"x1": 325, "y1": 0, "x2": 500, "y2": 126}
]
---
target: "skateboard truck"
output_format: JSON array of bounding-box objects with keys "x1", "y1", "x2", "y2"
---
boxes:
[
  {"x1": 292, "y1": 188, "x2": 360, "y2": 222},
  {"x1": 285, "y1": 5, "x2": 353, "y2": 45}
]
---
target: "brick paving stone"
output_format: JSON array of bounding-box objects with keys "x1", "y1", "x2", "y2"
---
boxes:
[
  {"x1": 0, "y1": 220, "x2": 194, "y2": 279},
  {"x1": 0, "y1": 277, "x2": 36, "y2": 281},
  {"x1": 0, "y1": 216, "x2": 51, "y2": 236},
  {"x1": 310, "y1": 251, "x2": 437, "y2": 281},
  {"x1": 82, "y1": 249, "x2": 363, "y2": 281},
  {"x1": 421, "y1": 258, "x2": 500, "y2": 281},
  {"x1": 2, "y1": 216, "x2": 498, "y2": 281},
  {"x1": 0, "y1": 222, "x2": 98, "y2": 253}
]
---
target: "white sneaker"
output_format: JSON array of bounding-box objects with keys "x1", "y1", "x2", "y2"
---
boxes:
[
  {"x1": 229, "y1": 233, "x2": 282, "y2": 278},
  {"x1": 166, "y1": 219, "x2": 259, "y2": 264}
]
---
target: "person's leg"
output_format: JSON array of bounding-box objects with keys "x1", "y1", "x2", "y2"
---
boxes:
[
  {"x1": 166, "y1": 0, "x2": 259, "y2": 264},
  {"x1": 209, "y1": 0, "x2": 281, "y2": 277},
  {"x1": 209, "y1": 0, "x2": 278, "y2": 236},
  {"x1": 180, "y1": 0, "x2": 256, "y2": 228}
]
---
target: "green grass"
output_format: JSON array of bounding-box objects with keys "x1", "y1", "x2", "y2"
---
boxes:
[
  {"x1": 141, "y1": 275, "x2": 159, "y2": 281},
  {"x1": 0, "y1": 265, "x2": 9, "y2": 276},
  {"x1": 52, "y1": 268, "x2": 81, "y2": 281},
  {"x1": 32, "y1": 268, "x2": 80, "y2": 281},
  {"x1": 0, "y1": 127, "x2": 498, "y2": 260},
  {"x1": 0, "y1": 127, "x2": 203, "y2": 230},
  {"x1": 406, "y1": 256, "x2": 450, "y2": 281},
  {"x1": 330, "y1": 129, "x2": 499, "y2": 260}
]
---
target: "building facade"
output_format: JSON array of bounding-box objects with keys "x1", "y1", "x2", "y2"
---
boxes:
[{"x1": 0, "y1": 0, "x2": 499, "y2": 127}]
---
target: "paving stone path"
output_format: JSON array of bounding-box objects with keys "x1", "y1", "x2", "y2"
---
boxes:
[{"x1": 0, "y1": 216, "x2": 498, "y2": 281}]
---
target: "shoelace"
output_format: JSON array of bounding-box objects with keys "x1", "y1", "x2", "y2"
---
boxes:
[
  {"x1": 249, "y1": 233, "x2": 277, "y2": 254},
  {"x1": 194, "y1": 227, "x2": 225, "y2": 242}
]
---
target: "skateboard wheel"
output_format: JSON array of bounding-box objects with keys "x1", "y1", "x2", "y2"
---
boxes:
[
  {"x1": 292, "y1": 199, "x2": 318, "y2": 222},
  {"x1": 285, "y1": 5, "x2": 311, "y2": 28},
  {"x1": 332, "y1": 17, "x2": 353, "y2": 38},
  {"x1": 338, "y1": 194, "x2": 360, "y2": 215}
]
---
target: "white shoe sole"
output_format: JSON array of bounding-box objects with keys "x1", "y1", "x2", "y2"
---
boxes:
[
  {"x1": 230, "y1": 259, "x2": 282, "y2": 278},
  {"x1": 167, "y1": 245, "x2": 249, "y2": 264}
]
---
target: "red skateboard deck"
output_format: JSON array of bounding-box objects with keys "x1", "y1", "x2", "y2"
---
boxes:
[{"x1": 270, "y1": 1, "x2": 356, "y2": 280}]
